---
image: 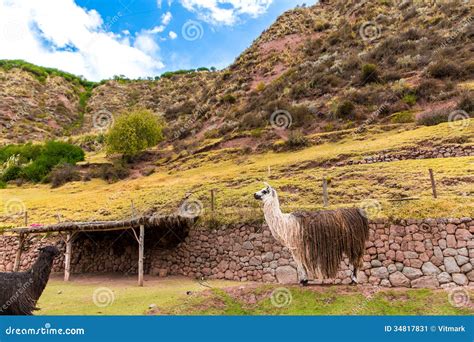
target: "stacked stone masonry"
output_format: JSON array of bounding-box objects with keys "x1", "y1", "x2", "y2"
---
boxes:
[
  {"x1": 338, "y1": 145, "x2": 473, "y2": 167},
  {"x1": 0, "y1": 218, "x2": 473, "y2": 288}
]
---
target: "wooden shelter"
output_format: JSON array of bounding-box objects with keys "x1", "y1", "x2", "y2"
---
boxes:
[{"x1": 10, "y1": 215, "x2": 197, "y2": 286}]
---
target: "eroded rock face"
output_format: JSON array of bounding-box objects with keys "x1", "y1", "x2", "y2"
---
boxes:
[{"x1": 1, "y1": 218, "x2": 472, "y2": 288}]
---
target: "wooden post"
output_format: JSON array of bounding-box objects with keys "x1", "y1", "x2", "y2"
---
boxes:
[
  {"x1": 138, "y1": 224, "x2": 145, "y2": 287},
  {"x1": 24, "y1": 211, "x2": 28, "y2": 226},
  {"x1": 64, "y1": 233, "x2": 73, "y2": 282},
  {"x1": 13, "y1": 233, "x2": 25, "y2": 272},
  {"x1": 429, "y1": 169, "x2": 437, "y2": 199},
  {"x1": 210, "y1": 190, "x2": 215, "y2": 213},
  {"x1": 322, "y1": 178, "x2": 329, "y2": 207},
  {"x1": 131, "y1": 200, "x2": 136, "y2": 218}
]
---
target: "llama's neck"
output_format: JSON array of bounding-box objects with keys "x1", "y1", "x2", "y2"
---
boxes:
[
  {"x1": 29, "y1": 253, "x2": 55, "y2": 299},
  {"x1": 262, "y1": 196, "x2": 288, "y2": 239}
]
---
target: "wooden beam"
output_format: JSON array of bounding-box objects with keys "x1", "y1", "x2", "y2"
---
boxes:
[
  {"x1": 13, "y1": 233, "x2": 25, "y2": 272},
  {"x1": 138, "y1": 224, "x2": 145, "y2": 287},
  {"x1": 64, "y1": 233, "x2": 74, "y2": 282}
]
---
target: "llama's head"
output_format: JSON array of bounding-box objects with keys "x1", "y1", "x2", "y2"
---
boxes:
[
  {"x1": 254, "y1": 182, "x2": 277, "y2": 203},
  {"x1": 38, "y1": 246, "x2": 60, "y2": 258}
]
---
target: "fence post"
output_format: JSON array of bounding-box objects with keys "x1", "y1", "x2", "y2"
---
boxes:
[
  {"x1": 429, "y1": 169, "x2": 437, "y2": 199},
  {"x1": 322, "y1": 178, "x2": 329, "y2": 207},
  {"x1": 210, "y1": 190, "x2": 215, "y2": 213},
  {"x1": 24, "y1": 211, "x2": 28, "y2": 226}
]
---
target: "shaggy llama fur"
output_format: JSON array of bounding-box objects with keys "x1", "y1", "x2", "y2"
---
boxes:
[
  {"x1": 255, "y1": 183, "x2": 369, "y2": 283},
  {"x1": 0, "y1": 246, "x2": 59, "y2": 315}
]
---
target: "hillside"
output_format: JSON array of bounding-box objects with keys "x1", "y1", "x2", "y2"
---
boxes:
[
  {"x1": 0, "y1": 0, "x2": 473, "y2": 229},
  {"x1": 0, "y1": 0, "x2": 472, "y2": 145}
]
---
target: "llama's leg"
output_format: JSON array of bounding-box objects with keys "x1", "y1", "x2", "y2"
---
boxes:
[
  {"x1": 296, "y1": 261, "x2": 309, "y2": 286},
  {"x1": 350, "y1": 265, "x2": 358, "y2": 284}
]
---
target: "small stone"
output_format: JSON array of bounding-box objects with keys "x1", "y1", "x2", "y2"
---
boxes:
[
  {"x1": 444, "y1": 257, "x2": 461, "y2": 273},
  {"x1": 455, "y1": 255, "x2": 469, "y2": 266},
  {"x1": 452, "y1": 273, "x2": 468, "y2": 286},
  {"x1": 421, "y1": 262, "x2": 441, "y2": 276},
  {"x1": 402, "y1": 267, "x2": 423, "y2": 280},
  {"x1": 411, "y1": 276, "x2": 439, "y2": 288},
  {"x1": 372, "y1": 267, "x2": 389, "y2": 279},
  {"x1": 275, "y1": 266, "x2": 297, "y2": 284},
  {"x1": 437, "y1": 272, "x2": 452, "y2": 284},
  {"x1": 443, "y1": 248, "x2": 457, "y2": 256},
  {"x1": 389, "y1": 271, "x2": 410, "y2": 287}
]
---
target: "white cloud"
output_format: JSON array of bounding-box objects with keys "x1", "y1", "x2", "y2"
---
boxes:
[
  {"x1": 0, "y1": 0, "x2": 165, "y2": 81},
  {"x1": 179, "y1": 0, "x2": 273, "y2": 25},
  {"x1": 169, "y1": 31, "x2": 177, "y2": 39},
  {"x1": 161, "y1": 11, "x2": 173, "y2": 25}
]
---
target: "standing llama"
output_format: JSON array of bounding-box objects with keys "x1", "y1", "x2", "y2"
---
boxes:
[
  {"x1": 0, "y1": 246, "x2": 59, "y2": 315},
  {"x1": 254, "y1": 183, "x2": 369, "y2": 286}
]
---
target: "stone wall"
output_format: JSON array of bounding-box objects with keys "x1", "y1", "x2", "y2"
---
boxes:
[
  {"x1": 0, "y1": 218, "x2": 473, "y2": 288},
  {"x1": 339, "y1": 144, "x2": 473, "y2": 166}
]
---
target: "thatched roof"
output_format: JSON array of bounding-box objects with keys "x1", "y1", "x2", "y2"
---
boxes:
[{"x1": 10, "y1": 215, "x2": 197, "y2": 235}]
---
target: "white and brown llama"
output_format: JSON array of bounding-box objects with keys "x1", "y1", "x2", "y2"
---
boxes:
[{"x1": 254, "y1": 183, "x2": 369, "y2": 286}]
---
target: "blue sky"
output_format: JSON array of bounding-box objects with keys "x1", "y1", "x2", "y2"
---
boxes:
[{"x1": 0, "y1": 0, "x2": 315, "y2": 81}]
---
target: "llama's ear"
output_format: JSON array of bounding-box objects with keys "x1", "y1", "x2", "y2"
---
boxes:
[
  {"x1": 263, "y1": 182, "x2": 271, "y2": 189},
  {"x1": 271, "y1": 189, "x2": 276, "y2": 198}
]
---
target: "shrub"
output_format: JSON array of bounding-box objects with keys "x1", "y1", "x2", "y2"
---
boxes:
[
  {"x1": 402, "y1": 94, "x2": 417, "y2": 106},
  {"x1": 106, "y1": 109, "x2": 164, "y2": 157},
  {"x1": 49, "y1": 163, "x2": 81, "y2": 188},
  {"x1": 94, "y1": 161, "x2": 130, "y2": 183},
  {"x1": 361, "y1": 64, "x2": 379, "y2": 84},
  {"x1": 391, "y1": 111, "x2": 414, "y2": 123},
  {"x1": 415, "y1": 109, "x2": 451, "y2": 126},
  {"x1": 284, "y1": 131, "x2": 309, "y2": 150},
  {"x1": 336, "y1": 100, "x2": 356, "y2": 119},
  {"x1": 416, "y1": 79, "x2": 439, "y2": 100},
  {"x1": 255, "y1": 82, "x2": 266, "y2": 92},
  {"x1": 458, "y1": 94, "x2": 474, "y2": 114},
  {"x1": 0, "y1": 181, "x2": 6, "y2": 189},
  {"x1": 428, "y1": 61, "x2": 460, "y2": 79},
  {"x1": 1, "y1": 165, "x2": 22, "y2": 182},
  {"x1": 220, "y1": 94, "x2": 237, "y2": 104}
]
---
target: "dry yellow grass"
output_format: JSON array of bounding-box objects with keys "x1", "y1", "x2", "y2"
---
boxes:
[{"x1": 0, "y1": 122, "x2": 472, "y2": 229}]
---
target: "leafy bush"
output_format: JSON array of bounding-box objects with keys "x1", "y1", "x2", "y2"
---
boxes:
[
  {"x1": 1, "y1": 165, "x2": 22, "y2": 182},
  {"x1": 361, "y1": 64, "x2": 379, "y2": 84},
  {"x1": 415, "y1": 109, "x2": 451, "y2": 126},
  {"x1": 458, "y1": 94, "x2": 473, "y2": 114},
  {"x1": 428, "y1": 61, "x2": 460, "y2": 79},
  {"x1": 402, "y1": 93, "x2": 417, "y2": 106},
  {"x1": 0, "y1": 141, "x2": 84, "y2": 183},
  {"x1": 391, "y1": 111, "x2": 414, "y2": 123},
  {"x1": 93, "y1": 161, "x2": 130, "y2": 183},
  {"x1": 220, "y1": 94, "x2": 237, "y2": 104},
  {"x1": 284, "y1": 131, "x2": 309, "y2": 150},
  {"x1": 48, "y1": 163, "x2": 81, "y2": 188},
  {"x1": 336, "y1": 100, "x2": 355, "y2": 119},
  {"x1": 106, "y1": 109, "x2": 164, "y2": 157},
  {"x1": 0, "y1": 180, "x2": 6, "y2": 189}
]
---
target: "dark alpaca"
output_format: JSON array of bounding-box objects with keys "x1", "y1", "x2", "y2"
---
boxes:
[{"x1": 0, "y1": 246, "x2": 59, "y2": 315}]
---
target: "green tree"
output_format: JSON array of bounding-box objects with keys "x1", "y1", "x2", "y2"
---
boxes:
[{"x1": 106, "y1": 109, "x2": 164, "y2": 157}]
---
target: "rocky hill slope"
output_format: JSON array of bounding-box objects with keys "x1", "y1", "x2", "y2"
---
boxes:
[{"x1": 0, "y1": 0, "x2": 472, "y2": 145}]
